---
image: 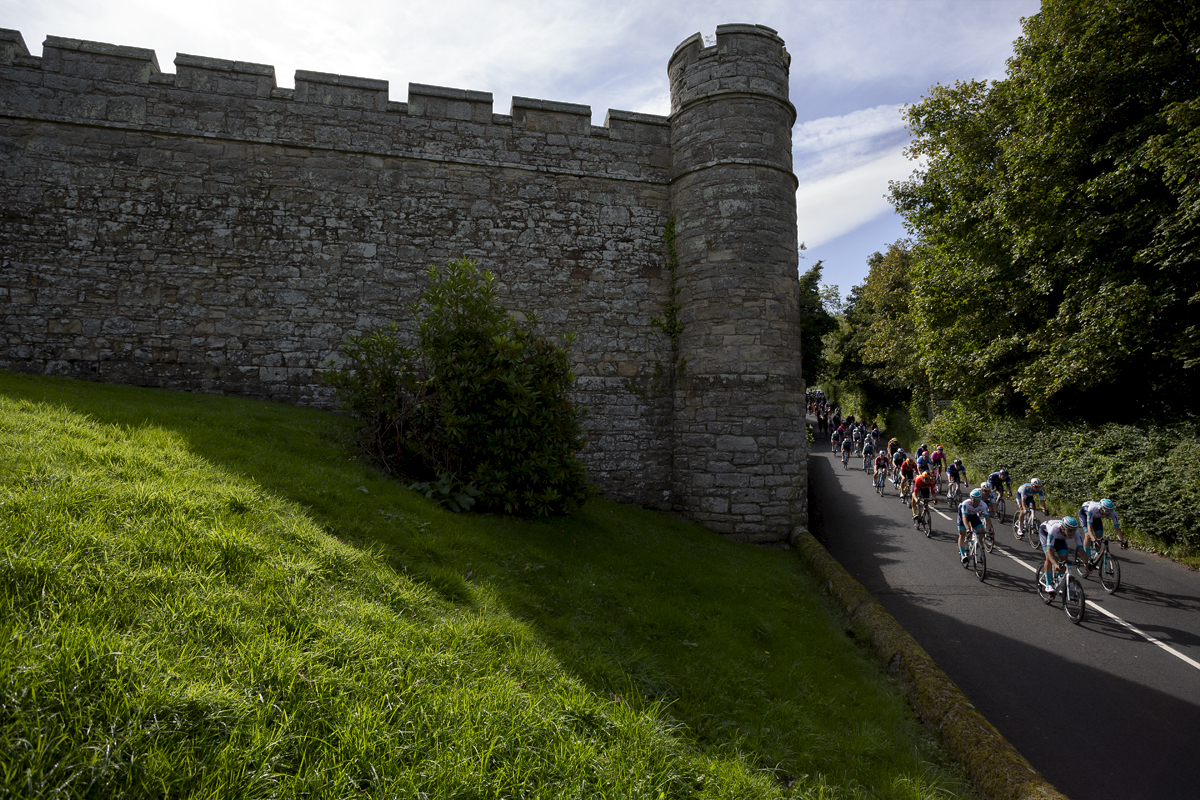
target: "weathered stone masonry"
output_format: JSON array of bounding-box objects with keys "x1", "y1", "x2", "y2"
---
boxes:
[{"x1": 0, "y1": 24, "x2": 806, "y2": 541}]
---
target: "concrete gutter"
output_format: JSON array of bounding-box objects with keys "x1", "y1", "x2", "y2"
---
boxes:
[{"x1": 790, "y1": 526, "x2": 1068, "y2": 800}]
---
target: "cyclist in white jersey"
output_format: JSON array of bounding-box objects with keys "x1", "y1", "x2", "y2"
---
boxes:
[
  {"x1": 1015, "y1": 478, "x2": 1047, "y2": 534},
  {"x1": 957, "y1": 490, "x2": 990, "y2": 565},
  {"x1": 1079, "y1": 498, "x2": 1127, "y2": 569},
  {"x1": 1039, "y1": 516, "x2": 1083, "y2": 593}
]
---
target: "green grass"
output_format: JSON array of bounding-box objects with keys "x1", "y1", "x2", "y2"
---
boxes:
[{"x1": 0, "y1": 372, "x2": 974, "y2": 799}]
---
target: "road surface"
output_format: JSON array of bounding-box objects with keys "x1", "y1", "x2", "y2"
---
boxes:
[{"x1": 808, "y1": 430, "x2": 1200, "y2": 799}]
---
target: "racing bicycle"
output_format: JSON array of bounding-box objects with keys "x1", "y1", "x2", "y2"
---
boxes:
[
  {"x1": 1036, "y1": 561, "x2": 1085, "y2": 624},
  {"x1": 1078, "y1": 534, "x2": 1121, "y2": 594}
]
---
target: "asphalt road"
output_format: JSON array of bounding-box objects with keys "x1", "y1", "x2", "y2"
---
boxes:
[{"x1": 807, "y1": 429, "x2": 1200, "y2": 799}]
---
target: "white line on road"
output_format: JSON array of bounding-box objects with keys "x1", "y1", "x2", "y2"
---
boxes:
[{"x1": 927, "y1": 506, "x2": 1200, "y2": 673}]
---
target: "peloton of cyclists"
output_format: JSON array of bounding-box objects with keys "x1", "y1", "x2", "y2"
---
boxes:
[
  {"x1": 957, "y1": 489, "x2": 991, "y2": 565},
  {"x1": 1015, "y1": 478, "x2": 1048, "y2": 537},
  {"x1": 1039, "y1": 515, "x2": 1083, "y2": 592}
]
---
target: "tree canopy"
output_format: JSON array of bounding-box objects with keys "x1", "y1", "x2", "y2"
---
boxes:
[{"x1": 885, "y1": 0, "x2": 1200, "y2": 420}]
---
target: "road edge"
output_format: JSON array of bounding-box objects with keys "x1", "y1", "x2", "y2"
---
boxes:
[{"x1": 790, "y1": 525, "x2": 1068, "y2": 800}]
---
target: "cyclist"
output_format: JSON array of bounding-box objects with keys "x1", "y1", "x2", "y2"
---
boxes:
[
  {"x1": 851, "y1": 424, "x2": 864, "y2": 455},
  {"x1": 957, "y1": 489, "x2": 990, "y2": 565},
  {"x1": 1015, "y1": 478, "x2": 1048, "y2": 537},
  {"x1": 831, "y1": 424, "x2": 844, "y2": 453},
  {"x1": 912, "y1": 470, "x2": 937, "y2": 524},
  {"x1": 915, "y1": 443, "x2": 929, "y2": 459},
  {"x1": 1039, "y1": 515, "x2": 1083, "y2": 593},
  {"x1": 861, "y1": 434, "x2": 876, "y2": 471},
  {"x1": 979, "y1": 482, "x2": 998, "y2": 535},
  {"x1": 946, "y1": 458, "x2": 967, "y2": 499},
  {"x1": 891, "y1": 446, "x2": 906, "y2": 484},
  {"x1": 988, "y1": 468, "x2": 1011, "y2": 501},
  {"x1": 839, "y1": 430, "x2": 854, "y2": 465},
  {"x1": 873, "y1": 450, "x2": 890, "y2": 486},
  {"x1": 1079, "y1": 498, "x2": 1128, "y2": 570},
  {"x1": 915, "y1": 449, "x2": 933, "y2": 481},
  {"x1": 899, "y1": 453, "x2": 918, "y2": 501},
  {"x1": 930, "y1": 445, "x2": 946, "y2": 483},
  {"x1": 887, "y1": 437, "x2": 901, "y2": 459}
]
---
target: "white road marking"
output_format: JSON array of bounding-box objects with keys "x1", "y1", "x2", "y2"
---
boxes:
[{"x1": 926, "y1": 504, "x2": 1200, "y2": 673}]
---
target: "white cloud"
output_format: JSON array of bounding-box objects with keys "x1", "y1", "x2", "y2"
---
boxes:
[
  {"x1": 794, "y1": 104, "x2": 907, "y2": 153},
  {"x1": 796, "y1": 144, "x2": 919, "y2": 248}
]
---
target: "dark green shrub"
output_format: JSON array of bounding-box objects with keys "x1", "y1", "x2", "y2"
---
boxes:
[{"x1": 326, "y1": 259, "x2": 591, "y2": 517}]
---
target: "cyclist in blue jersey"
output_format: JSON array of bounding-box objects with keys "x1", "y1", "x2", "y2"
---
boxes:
[
  {"x1": 946, "y1": 459, "x2": 967, "y2": 498},
  {"x1": 915, "y1": 449, "x2": 932, "y2": 478},
  {"x1": 1015, "y1": 477, "x2": 1047, "y2": 535},
  {"x1": 957, "y1": 489, "x2": 990, "y2": 565},
  {"x1": 988, "y1": 468, "x2": 1011, "y2": 500},
  {"x1": 1039, "y1": 516, "x2": 1082, "y2": 592}
]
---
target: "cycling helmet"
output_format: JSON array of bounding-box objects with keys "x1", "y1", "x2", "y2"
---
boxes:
[
  {"x1": 921, "y1": 471, "x2": 930, "y2": 479},
  {"x1": 1062, "y1": 515, "x2": 1080, "y2": 531},
  {"x1": 1100, "y1": 499, "x2": 1115, "y2": 513},
  {"x1": 953, "y1": 458, "x2": 962, "y2": 467},
  {"x1": 1031, "y1": 478, "x2": 1042, "y2": 488},
  {"x1": 980, "y1": 482, "x2": 990, "y2": 490},
  {"x1": 970, "y1": 489, "x2": 983, "y2": 500},
  {"x1": 936, "y1": 445, "x2": 944, "y2": 451}
]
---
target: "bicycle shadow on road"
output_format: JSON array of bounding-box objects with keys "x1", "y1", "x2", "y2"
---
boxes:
[{"x1": 896, "y1": 600, "x2": 1200, "y2": 800}]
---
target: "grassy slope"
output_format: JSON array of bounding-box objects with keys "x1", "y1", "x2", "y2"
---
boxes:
[{"x1": 0, "y1": 372, "x2": 973, "y2": 799}]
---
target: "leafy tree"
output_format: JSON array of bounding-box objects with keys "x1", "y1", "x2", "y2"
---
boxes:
[
  {"x1": 797, "y1": 261, "x2": 838, "y2": 385},
  {"x1": 821, "y1": 240, "x2": 926, "y2": 417},
  {"x1": 326, "y1": 259, "x2": 591, "y2": 517},
  {"x1": 890, "y1": 0, "x2": 1200, "y2": 420}
]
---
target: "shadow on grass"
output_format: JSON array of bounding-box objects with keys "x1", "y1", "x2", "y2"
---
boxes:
[{"x1": 1, "y1": 373, "x2": 977, "y2": 795}]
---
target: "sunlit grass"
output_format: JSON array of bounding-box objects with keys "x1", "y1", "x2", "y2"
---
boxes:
[{"x1": 0, "y1": 372, "x2": 974, "y2": 799}]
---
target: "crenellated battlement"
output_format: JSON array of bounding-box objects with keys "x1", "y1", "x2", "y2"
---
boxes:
[
  {"x1": 0, "y1": 29, "x2": 669, "y2": 144},
  {"x1": 0, "y1": 25, "x2": 805, "y2": 543}
]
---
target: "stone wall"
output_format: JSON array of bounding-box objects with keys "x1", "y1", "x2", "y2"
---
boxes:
[{"x1": 0, "y1": 25, "x2": 805, "y2": 539}]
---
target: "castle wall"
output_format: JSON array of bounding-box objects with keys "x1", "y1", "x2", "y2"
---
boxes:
[{"x1": 0, "y1": 26, "x2": 806, "y2": 537}]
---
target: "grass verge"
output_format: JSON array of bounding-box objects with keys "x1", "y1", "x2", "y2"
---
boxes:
[{"x1": 0, "y1": 372, "x2": 975, "y2": 798}]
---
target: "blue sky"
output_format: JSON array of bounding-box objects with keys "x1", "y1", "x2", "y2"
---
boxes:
[{"x1": 2, "y1": 0, "x2": 1040, "y2": 295}]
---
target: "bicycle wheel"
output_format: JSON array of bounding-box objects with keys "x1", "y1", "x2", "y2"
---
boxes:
[
  {"x1": 1030, "y1": 525, "x2": 1043, "y2": 551},
  {"x1": 1013, "y1": 517, "x2": 1024, "y2": 542},
  {"x1": 972, "y1": 538, "x2": 987, "y2": 580},
  {"x1": 1064, "y1": 575, "x2": 1085, "y2": 623},
  {"x1": 923, "y1": 508, "x2": 932, "y2": 538},
  {"x1": 1100, "y1": 552, "x2": 1121, "y2": 594},
  {"x1": 997, "y1": 496, "x2": 1006, "y2": 523},
  {"x1": 1035, "y1": 569, "x2": 1055, "y2": 603},
  {"x1": 983, "y1": 526, "x2": 995, "y2": 553}
]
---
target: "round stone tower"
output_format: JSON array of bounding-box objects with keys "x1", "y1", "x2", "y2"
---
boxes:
[{"x1": 667, "y1": 24, "x2": 806, "y2": 542}]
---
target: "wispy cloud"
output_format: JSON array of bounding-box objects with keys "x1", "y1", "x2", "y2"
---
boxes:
[{"x1": 796, "y1": 144, "x2": 918, "y2": 248}]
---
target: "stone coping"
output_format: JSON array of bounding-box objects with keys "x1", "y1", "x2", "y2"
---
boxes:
[{"x1": 789, "y1": 526, "x2": 1069, "y2": 800}]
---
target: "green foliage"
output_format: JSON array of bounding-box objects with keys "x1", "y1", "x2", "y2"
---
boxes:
[
  {"x1": 0, "y1": 372, "x2": 979, "y2": 800},
  {"x1": 796, "y1": 261, "x2": 838, "y2": 385},
  {"x1": 889, "y1": 0, "x2": 1200, "y2": 419},
  {"x1": 326, "y1": 259, "x2": 590, "y2": 517},
  {"x1": 923, "y1": 403, "x2": 1200, "y2": 552},
  {"x1": 819, "y1": 241, "x2": 925, "y2": 418}
]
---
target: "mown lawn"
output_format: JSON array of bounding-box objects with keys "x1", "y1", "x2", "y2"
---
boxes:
[{"x1": 0, "y1": 372, "x2": 973, "y2": 799}]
